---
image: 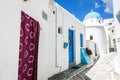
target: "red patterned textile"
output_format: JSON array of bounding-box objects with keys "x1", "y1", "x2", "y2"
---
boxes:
[{"x1": 18, "y1": 11, "x2": 40, "y2": 80}]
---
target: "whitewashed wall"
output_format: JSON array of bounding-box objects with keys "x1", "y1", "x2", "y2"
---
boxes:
[
  {"x1": 86, "y1": 27, "x2": 107, "y2": 54},
  {"x1": 0, "y1": 0, "x2": 21, "y2": 80},
  {"x1": 113, "y1": 0, "x2": 120, "y2": 53},
  {"x1": 48, "y1": 2, "x2": 60, "y2": 78},
  {"x1": 48, "y1": 3, "x2": 86, "y2": 78},
  {"x1": 113, "y1": 0, "x2": 120, "y2": 75},
  {"x1": 86, "y1": 40, "x2": 100, "y2": 58},
  {"x1": 83, "y1": 18, "x2": 103, "y2": 27},
  {"x1": 21, "y1": 0, "x2": 50, "y2": 80},
  {"x1": 0, "y1": 0, "x2": 86, "y2": 80}
]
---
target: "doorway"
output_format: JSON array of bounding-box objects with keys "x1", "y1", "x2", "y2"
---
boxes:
[{"x1": 68, "y1": 29, "x2": 74, "y2": 65}]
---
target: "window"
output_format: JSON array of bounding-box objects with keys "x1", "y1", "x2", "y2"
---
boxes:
[
  {"x1": 42, "y1": 11, "x2": 47, "y2": 21},
  {"x1": 108, "y1": 23, "x2": 112, "y2": 25},
  {"x1": 58, "y1": 27, "x2": 62, "y2": 34},
  {"x1": 113, "y1": 39, "x2": 116, "y2": 47},
  {"x1": 53, "y1": 11, "x2": 55, "y2": 14},
  {"x1": 91, "y1": 20, "x2": 93, "y2": 22},
  {"x1": 90, "y1": 35, "x2": 93, "y2": 40},
  {"x1": 99, "y1": 20, "x2": 101, "y2": 23},
  {"x1": 112, "y1": 30, "x2": 114, "y2": 33},
  {"x1": 80, "y1": 34, "x2": 83, "y2": 47}
]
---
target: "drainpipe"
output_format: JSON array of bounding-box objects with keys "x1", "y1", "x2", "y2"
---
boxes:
[{"x1": 54, "y1": 5, "x2": 59, "y2": 67}]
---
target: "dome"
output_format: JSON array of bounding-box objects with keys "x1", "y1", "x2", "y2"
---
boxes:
[{"x1": 84, "y1": 12, "x2": 102, "y2": 20}]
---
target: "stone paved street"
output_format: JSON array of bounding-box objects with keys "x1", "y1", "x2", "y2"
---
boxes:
[
  {"x1": 69, "y1": 72, "x2": 91, "y2": 80},
  {"x1": 85, "y1": 52, "x2": 120, "y2": 80},
  {"x1": 49, "y1": 52, "x2": 120, "y2": 80}
]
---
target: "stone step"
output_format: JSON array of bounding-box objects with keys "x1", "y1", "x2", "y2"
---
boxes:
[{"x1": 48, "y1": 64, "x2": 88, "y2": 80}]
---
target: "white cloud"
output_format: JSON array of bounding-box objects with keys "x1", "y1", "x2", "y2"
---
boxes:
[
  {"x1": 102, "y1": 0, "x2": 113, "y2": 14},
  {"x1": 95, "y1": 2, "x2": 100, "y2": 8}
]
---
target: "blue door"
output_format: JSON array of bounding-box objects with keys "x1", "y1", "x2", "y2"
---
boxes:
[
  {"x1": 80, "y1": 34, "x2": 83, "y2": 47},
  {"x1": 80, "y1": 34, "x2": 83, "y2": 62},
  {"x1": 68, "y1": 30, "x2": 74, "y2": 63}
]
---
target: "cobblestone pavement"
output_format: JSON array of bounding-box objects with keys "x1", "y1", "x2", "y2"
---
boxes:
[
  {"x1": 69, "y1": 72, "x2": 91, "y2": 80},
  {"x1": 49, "y1": 52, "x2": 120, "y2": 80},
  {"x1": 85, "y1": 52, "x2": 119, "y2": 80},
  {"x1": 68, "y1": 55, "x2": 99, "y2": 80}
]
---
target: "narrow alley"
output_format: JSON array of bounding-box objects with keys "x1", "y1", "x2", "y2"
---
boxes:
[
  {"x1": 86, "y1": 52, "x2": 120, "y2": 80},
  {"x1": 67, "y1": 52, "x2": 120, "y2": 80},
  {"x1": 1, "y1": 0, "x2": 120, "y2": 80}
]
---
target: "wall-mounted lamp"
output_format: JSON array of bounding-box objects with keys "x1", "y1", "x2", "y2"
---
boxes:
[{"x1": 63, "y1": 42, "x2": 68, "y2": 49}]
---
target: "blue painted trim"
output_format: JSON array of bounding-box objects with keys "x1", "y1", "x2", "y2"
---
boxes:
[{"x1": 80, "y1": 34, "x2": 83, "y2": 47}]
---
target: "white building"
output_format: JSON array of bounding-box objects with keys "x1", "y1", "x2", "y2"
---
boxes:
[
  {"x1": 83, "y1": 12, "x2": 108, "y2": 54},
  {"x1": 0, "y1": 0, "x2": 50, "y2": 80},
  {"x1": 48, "y1": 2, "x2": 86, "y2": 79},
  {"x1": 113, "y1": 0, "x2": 120, "y2": 53},
  {"x1": 0, "y1": 0, "x2": 86, "y2": 80},
  {"x1": 113, "y1": 0, "x2": 120, "y2": 76},
  {"x1": 0, "y1": 1, "x2": 21, "y2": 80},
  {"x1": 104, "y1": 19, "x2": 116, "y2": 52}
]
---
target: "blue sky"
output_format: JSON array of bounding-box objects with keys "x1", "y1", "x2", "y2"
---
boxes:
[{"x1": 54, "y1": 0, "x2": 113, "y2": 21}]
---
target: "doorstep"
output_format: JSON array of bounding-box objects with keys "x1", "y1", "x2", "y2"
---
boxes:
[{"x1": 48, "y1": 64, "x2": 88, "y2": 80}]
